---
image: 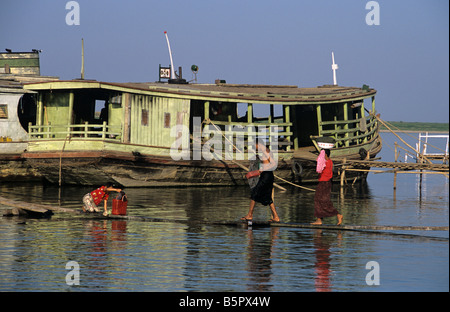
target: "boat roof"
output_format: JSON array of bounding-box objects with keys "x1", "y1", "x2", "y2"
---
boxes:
[
  {"x1": 0, "y1": 74, "x2": 59, "y2": 94},
  {"x1": 23, "y1": 79, "x2": 376, "y2": 105}
]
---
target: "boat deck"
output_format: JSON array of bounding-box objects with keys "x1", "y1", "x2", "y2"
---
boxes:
[{"x1": 292, "y1": 146, "x2": 318, "y2": 161}]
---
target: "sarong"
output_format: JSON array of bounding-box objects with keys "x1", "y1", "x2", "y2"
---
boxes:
[
  {"x1": 250, "y1": 171, "x2": 274, "y2": 206},
  {"x1": 82, "y1": 193, "x2": 99, "y2": 212},
  {"x1": 314, "y1": 181, "x2": 339, "y2": 218}
]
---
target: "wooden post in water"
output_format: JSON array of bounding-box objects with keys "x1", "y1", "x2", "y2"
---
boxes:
[{"x1": 393, "y1": 141, "x2": 398, "y2": 190}]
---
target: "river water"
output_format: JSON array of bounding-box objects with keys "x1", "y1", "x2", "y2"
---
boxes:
[{"x1": 0, "y1": 132, "x2": 448, "y2": 292}]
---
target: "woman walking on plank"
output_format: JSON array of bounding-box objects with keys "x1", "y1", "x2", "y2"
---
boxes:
[
  {"x1": 311, "y1": 149, "x2": 343, "y2": 225},
  {"x1": 241, "y1": 140, "x2": 280, "y2": 223}
]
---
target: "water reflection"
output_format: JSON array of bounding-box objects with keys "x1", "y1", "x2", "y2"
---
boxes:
[
  {"x1": 0, "y1": 158, "x2": 448, "y2": 291},
  {"x1": 313, "y1": 229, "x2": 331, "y2": 291},
  {"x1": 245, "y1": 227, "x2": 279, "y2": 291},
  {"x1": 313, "y1": 230, "x2": 343, "y2": 292}
]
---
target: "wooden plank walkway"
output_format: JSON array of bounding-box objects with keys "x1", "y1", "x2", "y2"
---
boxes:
[
  {"x1": 343, "y1": 159, "x2": 449, "y2": 172},
  {"x1": 1, "y1": 196, "x2": 448, "y2": 233},
  {"x1": 1, "y1": 196, "x2": 79, "y2": 217}
]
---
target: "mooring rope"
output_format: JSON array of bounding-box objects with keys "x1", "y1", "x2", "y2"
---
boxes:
[{"x1": 205, "y1": 118, "x2": 316, "y2": 192}]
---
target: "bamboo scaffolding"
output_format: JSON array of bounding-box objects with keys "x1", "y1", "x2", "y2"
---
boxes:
[
  {"x1": 371, "y1": 112, "x2": 435, "y2": 164},
  {"x1": 339, "y1": 114, "x2": 449, "y2": 187},
  {"x1": 344, "y1": 168, "x2": 448, "y2": 175},
  {"x1": 340, "y1": 165, "x2": 448, "y2": 187}
]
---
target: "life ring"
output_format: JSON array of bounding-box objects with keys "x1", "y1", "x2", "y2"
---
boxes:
[{"x1": 291, "y1": 161, "x2": 303, "y2": 177}]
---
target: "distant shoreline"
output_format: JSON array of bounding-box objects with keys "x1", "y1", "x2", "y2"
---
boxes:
[
  {"x1": 380, "y1": 130, "x2": 449, "y2": 134},
  {"x1": 380, "y1": 121, "x2": 449, "y2": 134}
]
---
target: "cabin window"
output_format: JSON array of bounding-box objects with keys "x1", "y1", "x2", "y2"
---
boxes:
[
  {"x1": 0, "y1": 104, "x2": 8, "y2": 119},
  {"x1": 237, "y1": 103, "x2": 248, "y2": 121},
  {"x1": 110, "y1": 94, "x2": 122, "y2": 105},
  {"x1": 164, "y1": 112, "x2": 170, "y2": 128},
  {"x1": 141, "y1": 109, "x2": 149, "y2": 126}
]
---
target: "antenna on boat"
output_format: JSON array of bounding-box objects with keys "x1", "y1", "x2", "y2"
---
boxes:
[
  {"x1": 164, "y1": 31, "x2": 176, "y2": 79},
  {"x1": 81, "y1": 38, "x2": 85, "y2": 80},
  {"x1": 162, "y1": 31, "x2": 187, "y2": 84},
  {"x1": 331, "y1": 51, "x2": 338, "y2": 85}
]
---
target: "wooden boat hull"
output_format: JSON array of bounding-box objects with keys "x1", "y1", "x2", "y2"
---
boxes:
[{"x1": 22, "y1": 136, "x2": 381, "y2": 187}]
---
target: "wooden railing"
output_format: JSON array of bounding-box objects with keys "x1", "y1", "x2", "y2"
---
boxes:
[
  {"x1": 28, "y1": 121, "x2": 122, "y2": 141},
  {"x1": 205, "y1": 119, "x2": 293, "y2": 151},
  {"x1": 312, "y1": 113, "x2": 378, "y2": 148}
]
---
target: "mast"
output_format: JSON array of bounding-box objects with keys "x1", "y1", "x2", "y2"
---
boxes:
[
  {"x1": 81, "y1": 38, "x2": 85, "y2": 80},
  {"x1": 331, "y1": 51, "x2": 338, "y2": 85},
  {"x1": 164, "y1": 31, "x2": 176, "y2": 79}
]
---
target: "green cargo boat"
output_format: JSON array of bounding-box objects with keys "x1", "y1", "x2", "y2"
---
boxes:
[{"x1": 17, "y1": 79, "x2": 381, "y2": 186}]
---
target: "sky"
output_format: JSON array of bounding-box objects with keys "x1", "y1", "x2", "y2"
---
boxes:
[{"x1": 1, "y1": 0, "x2": 448, "y2": 123}]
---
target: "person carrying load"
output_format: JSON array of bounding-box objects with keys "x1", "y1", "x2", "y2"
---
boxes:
[{"x1": 241, "y1": 139, "x2": 280, "y2": 223}]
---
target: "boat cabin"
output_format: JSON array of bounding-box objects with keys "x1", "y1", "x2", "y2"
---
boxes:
[{"x1": 22, "y1": 80, "x2": 378, "y2": 160}]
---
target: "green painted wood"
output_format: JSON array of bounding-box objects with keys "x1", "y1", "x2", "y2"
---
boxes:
[
  {"x1": 128, "y1": 95, "x2": 190, "y2": 148},
  {"x1": 0, "y1": 58, "x2": 39, "y2": 67},
  {"x1": 316, "y1": 104, "x2": 322, "y2": 136},
  {"x1": 247, "y1": 103, "x2": 253, "y2": 123},
  {"x1": 284, "y1": 105, "x2": 291, "y2": 151}
]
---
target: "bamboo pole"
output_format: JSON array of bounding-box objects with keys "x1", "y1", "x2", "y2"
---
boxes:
[
  {"x1": 190, "y1": 129, "x2": 288, "y2": 192},
  {"x1": 374, "y1": 114, "x2": 434, "y2": 165},
  {"x1": 272, "y1": 174, "x2": 315, "y2": 192},
  {"x1": 394, "y1": 141, "x2": 398, "y2": 189},
  {"x1": 206, "y1": 119, "x2": 294, "y2": 192},
  {"x1": 343, "y1": 167, "x2": 449, "y2": 177}
]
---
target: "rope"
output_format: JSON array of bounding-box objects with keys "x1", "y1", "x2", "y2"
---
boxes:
[
  {"x1": 205, "y1": 118, "x2": 315, "y2": 192},
  {"x1": 368, "y1": 110, "x2": 448, "y2": 163},
  {"x1": 382, "y1": 119, "x2": 448, "y2": 154},
  {"x1": 373, "y1": 114, "x2": 434, "y2": 165}
]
